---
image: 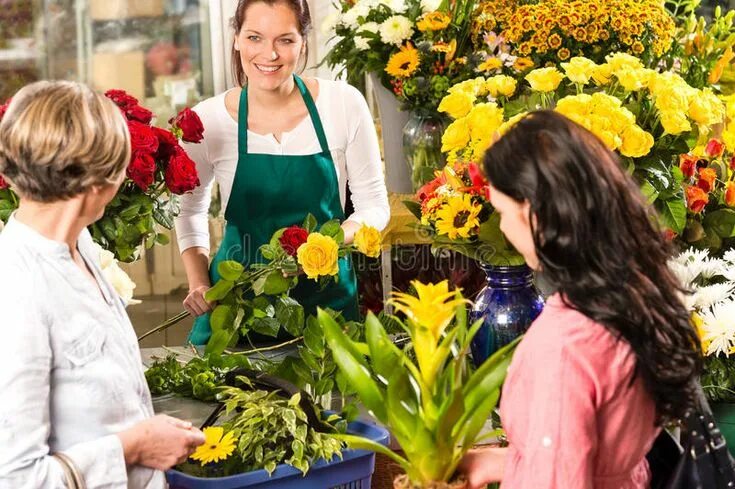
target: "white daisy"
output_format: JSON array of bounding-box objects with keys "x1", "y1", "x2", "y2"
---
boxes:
[
  {"x1": 321, "y1": 11, "x2": 340, "y2": 35},
  {"x1": 701, "y1": 258, "x2": 727, "y2": 280},
  {"x1": 381, "y1": 0, "x2": 408, "y2": 13},
  {"x1": 358, "y1": 21, "x2": 380, "y2": 34},
  {"x1": 379, "y1": 15, "x2": 414, "y2": 45},
  {"x1": 340, "y1": 3, "x2": 371, "y2": 29},
  {"x1": 700, "y1": 299, "x2": 735, "y2": 356},
  {"x1": 355, "y1": 36, "x2": 371, "y2": 51},
  {"x1": 420, "y1": 0, "x2": 442, "y2": 13},
  {"x1": 724, "y1": 249, "x2": 735, "y2": 265},
  {"x1": 692, "y1": 283, "x2": 735, "y2": 310}
]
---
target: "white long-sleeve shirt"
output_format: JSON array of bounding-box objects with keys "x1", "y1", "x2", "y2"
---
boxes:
[
  {"x1": 0, "y1": 217, "x2": 164, "y2": 489},
  {"x1": 175, "y1": 78, "x2": 390, "y2": 252}
]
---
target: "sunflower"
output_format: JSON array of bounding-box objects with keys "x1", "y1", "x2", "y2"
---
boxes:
[
  {"x1": 190, "y1": 427, "x2": 237, "y2": 466},
  {"x1": 385, "y1": 44, "x2": 421, "y2": 78},
  {"x1": 434, "y1": 194, "x2": 482, "y2": 239}
]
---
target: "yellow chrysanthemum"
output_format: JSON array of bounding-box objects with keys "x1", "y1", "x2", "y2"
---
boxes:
[
  {"x1": 190, "y1": 427, "x2": 236, "y2": 466},
  {"x1": 385, "y1": 44, "x2": 420, "y2": 78},
  {"x1": 477, "y1": 57, "x2": 503, "y2": 73},
  {"x1": 417, "y1": 11, "x2": 451, "y2": 32},
  {"x1": 434, "y1": 194, "x2": 482, "y2": 239},
  {"x1": 354, "y1": 225, "x2": 382, "y2": 258},
  {"x1": 692, "y1": 313, "x2": 711, "y2": 354},
  {"x1": 296, "y1": 233, "x2": 339, "y2": 280},
  {"x1": 513, "y1": 57, "x2": 534, "y2": 71}
]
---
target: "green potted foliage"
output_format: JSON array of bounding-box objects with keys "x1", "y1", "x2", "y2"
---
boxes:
[{"x1": 319, "y1": 280, "x2": 519, "y2": 488}]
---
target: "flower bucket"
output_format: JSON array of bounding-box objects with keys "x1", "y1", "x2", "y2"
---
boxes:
[{"x1": 166, "y1": 419, "x2": 389, "y2": 489}]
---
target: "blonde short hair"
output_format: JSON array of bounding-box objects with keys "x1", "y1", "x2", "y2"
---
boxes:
[{"x1": 0, "y1": 81, "x2": 131, "y2": 202}]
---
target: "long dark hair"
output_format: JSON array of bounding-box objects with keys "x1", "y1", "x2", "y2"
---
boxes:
[
  {"x1": 483, "y1": 110, "x2": 701, "y2": 423},
  {"x1": 230, "y1": 0, "x2": 312, "y2": 87}
]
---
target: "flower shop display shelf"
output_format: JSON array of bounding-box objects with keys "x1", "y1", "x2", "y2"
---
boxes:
[{"x1": 166, "y1": 419, "x2": 389, "y2": 489}]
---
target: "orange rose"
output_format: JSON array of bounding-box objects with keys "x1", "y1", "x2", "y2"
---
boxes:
[
  {"x1": 679, "y1": 154, "x2": 698, "y2": 179},
  {"x1": 697, "y1": 167, "x2": 718, "y2": 193},
  {"x1": 686, "y1": 186, "x2": 709, "y2": 213},
  {"x1": 705, "y1": 139, "x2": 725, "y2": 158},
  {"x1": 726, "y1": 182, "x2": 735, "y2": 207}
]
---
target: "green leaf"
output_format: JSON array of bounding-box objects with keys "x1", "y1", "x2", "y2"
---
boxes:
[
  {"x1": 275, "y1": 296, "x2": 305, "y2": 336},
  {"x1": 205, "y1": 329, "x2": 234, "y2": 355},
  {"x1": 402, "y1": 200, "x2": 422, "y2": 219},
  {"x1": 332, "y1": 434, "x2": 410, "y2": 472},
  {"x1": 304, "y1": 320, "x2": 325, "y2": 358},
  {"x1": 205, "y1": 279, "x2": 234, "y2": 302},
  {"x1": 365, "y1": 312, "x2": 401, "y2": 382},
  {"x1": 319, "y1": 308, "x2": 386, "y2": 420},
  {"x1": 315, "y1": 378, "x2": 335, "y2": 396},
  {"x1": 658, "y1": 196, "x2": 687, "y2": 234},
  {"x1": 251, "y1": 317, "x2": 281, "y2": 337},
  {"x1": 385, "y1": 368, "x2": 419, "y2": 441},
  {"x1": 217, "y1": 261, "x2": 244, "y2": 281},
  {"x1": 210, "y1": 305, "x2": 235, "y2": 332},
  {"x1": 302, "y1": 213, "x2": 317, "y2": 233},
  {"x1": 154, "y1": 233, "x2": 170, "y2": 246},
  {"x1": 263, "y1": 272, "x2": 291, "y2": 295},
  {"x1": 703, "y1": 209, "x2": 735, "y2": 238},
  {"x1": 640, "y1": 180, "x2": 659, "y2": 205},
  {"x1": 319, "y1": 220, "x2": 343, "y2": 239}
]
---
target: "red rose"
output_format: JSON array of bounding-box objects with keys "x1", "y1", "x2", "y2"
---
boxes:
[
  {"x1": 467, "y1": 162, "x2": 491, "y2": 200},
  {"x1": 697, "y1": 167, "x2": 718, "y2": 193},
  {"x1": 0, "y1": 175, "x2": 9, "y2": 190},
  {"x1": 730, "y1": 156, "x2": 735, "y2": 171},
  {"x1": 126, "y1": 104, "x2": 153, "y2": 124},
  {"x1": 0, "y1": 98, "x2": 11, "y2": 122},
  {"x1": 165, "y1": 146, "x2": 200, "y2": 194},
  {"x1": 127, "y1": 152, "x2": 156, "y2": 190},
  {"x1": 170, "y1": 108, "x2": 204, "y2": 143},
  {"x1": 686, "y1": 186, "x2": 709, "y2": 213},
  {"x1": 679, "y1": 154, "x2": 698, "y2": 179},
  {"x1": 279, "y1": 225, "x2": 309, "y2": 257},
  {"x1": 105, "y1": 89, "x2": 139, "y2": 109},
  {"x1": 726, "y1": 182, "x2": 735, "y2": 208},
  {"x1": 153, "y1": 127, "x2": 178, "y2": 160},
  {"x1": 128, "y1": 120, "x2": 159, "y2": 155},
  {"x1": 705, "y1": 139, "x2": 725, "y2": 158}
]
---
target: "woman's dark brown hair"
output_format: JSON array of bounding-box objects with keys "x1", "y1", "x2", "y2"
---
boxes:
[
  {"x1": 230, "y1": 0, "x2": 312, "y2": 87},
  {"x1": 483, "y1": 110, "x2": 701, "y2": 424}
]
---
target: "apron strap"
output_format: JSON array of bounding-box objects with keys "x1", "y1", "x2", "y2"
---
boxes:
[
  {"x1": 238, "y1": 75, "x2": 330, "y2": 156},
  {"x1": 294, "y1": 75, "x2": 330, "y2": 154},
  {"x1": 238, "y1": 86, "x2": 249, "y2": 157}
]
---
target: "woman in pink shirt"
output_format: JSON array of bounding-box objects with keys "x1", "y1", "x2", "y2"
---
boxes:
[{"x1": 460, "y1": 111, "x2": 702, "y2": 489}]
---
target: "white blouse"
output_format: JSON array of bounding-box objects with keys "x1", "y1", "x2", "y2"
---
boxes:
[
  {"x1": 175, "y1": 78, "x2": 390, "y2": 252},
  {"x1": 0, "y1": 217, "x2": 164, "y2": 489}
]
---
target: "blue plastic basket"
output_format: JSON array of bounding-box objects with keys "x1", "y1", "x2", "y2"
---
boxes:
[{"x1": 166, "y1": 419, "x2": 389, "y2": 489}]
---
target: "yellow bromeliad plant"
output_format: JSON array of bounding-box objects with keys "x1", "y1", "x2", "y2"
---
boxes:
[{"x1": 319, "y1": 280, "x2": 519, "y2": 487}]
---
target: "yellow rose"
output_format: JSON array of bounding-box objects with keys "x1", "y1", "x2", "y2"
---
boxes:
[
  {"x1": 722, "y1": 94, "x2": 735, "y2": 120},
  {"x1": 497, "y1": 112, "x2": 528, "y2": 136},
  {"x1": 605, "y1": 52, "x2": 643, "y2": 74},
  {"x1": 594, "y1": 129, "x2": 622, "y2": 151},
  {"x1": 525, "y1": 67, "x2": 565, "y2": 92},
  {"x1": 556, "y1": 94, "x2": 593, "y2": 118},
  {"x1": 616, "y1": 68, "x2": 654, "y2": 92},
  {"x1": 485, "y1": 75, "x2": 517, "y2": 98},
  {"x1": 438, "y1": 91, "x2": 476, "y2": 119},
  {"x1": 620, "y1": 125, "x2": 654, "y2": 157},
  {"x1": 689, "y1": 89, "x2": 726, "y2": 128},
  {"x1": 416, "y1": 11, "x2": 451, "y2": 32},
  {"x1": 466, "y1": 103, "x2": 504, "y2": 140},
  {"x1": 447, "y1": 77, "x2": 486, "y2": 97},
  {"x1": 354, "y1": 225, "x2": 382, "y2": 258},
  {"x1": 441, "y1": 118, "x2": 470, "y2": 152},
  {"x1": 722, "y1": 123, "x2": 735, "y2": 152},
  {"x1": 591, "y1": 63, "x2": 613, "y2": 85},
  {"x1": 659, "y1": 111, "x2": 692, "y2": 135},
  {"x1": 560, "y1": 56, "x2": 597, "y2": 85},
  {"x1": 296, "y1": 233, "x2": 339, "y2": 280}
]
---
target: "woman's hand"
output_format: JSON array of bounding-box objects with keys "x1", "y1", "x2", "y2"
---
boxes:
[
  {"x1": 183, "y1": 284, "x2": 213, "y2": 316},
  {"x1": 340, "y1": 220, "x2": 362, "y2": 245},
  {"x1": 117, "y1": 415, "x2": 205, "y2": 470},
  {"x1": 459, "y1": 446, "x2": 508, "y2": 489}
]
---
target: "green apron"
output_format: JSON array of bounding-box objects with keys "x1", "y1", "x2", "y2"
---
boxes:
[{"x1": 188, "y1": 75, "x2": 359, "y2": 345}]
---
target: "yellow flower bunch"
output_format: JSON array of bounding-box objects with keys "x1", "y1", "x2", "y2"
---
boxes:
[
  {"x1": 555, "y1": 92, "x2": 654, "y2": 157},
  {"x1": 484, "y1": 0, "x2": 675, "y2": 65}
]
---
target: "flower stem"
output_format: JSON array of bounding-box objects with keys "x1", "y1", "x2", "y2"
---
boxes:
[{"x1": 137, "y1": 310, "x2": 191, "y2": 342}]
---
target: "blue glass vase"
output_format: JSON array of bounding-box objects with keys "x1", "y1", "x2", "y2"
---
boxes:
[{"x1": 469, "y1": 264, "x2": 545, "y2": 367}]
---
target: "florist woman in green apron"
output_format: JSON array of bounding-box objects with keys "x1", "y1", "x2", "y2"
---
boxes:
[{"x1": 175, "y1": 0, "x2": 390, "y2": 345}]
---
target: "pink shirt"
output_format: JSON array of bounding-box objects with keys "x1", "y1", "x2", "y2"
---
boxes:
[{"x1": 499, "y1": 294, "x2": 660, "y2": 489}]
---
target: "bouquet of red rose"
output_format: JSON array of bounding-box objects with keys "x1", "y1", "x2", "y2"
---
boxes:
[{"x1": 0, "y1": 90, "x2": 203, "y2": 261}]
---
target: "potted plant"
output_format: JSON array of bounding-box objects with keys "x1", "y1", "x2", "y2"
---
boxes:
[{"x1": 319, "y1": 280, "x2": 519, "y2": 488}]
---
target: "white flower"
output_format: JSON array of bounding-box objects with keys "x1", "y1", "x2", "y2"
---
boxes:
[
  {"x1": 379, "y1": 15, "x2": 414, "y2": 46},
  {"x1": 358, "y1": 21, "x2": 380, "y2": 34},
  {"x1": 381, "y1": 0, "x2": 408, "y2": 13},
  {"x1": 321, "y1": 11, "x2": 340, "y2": 35},
  {"x1": 692, "y1": 283, "x2": 735, "y2": 310},
  {"x1": 669, "y1": 248, "x2": 711, "y2": 287},
  {"x1": 355, "y1": 36, "x2": 371, "y2": 50},
  {"x1": 340, "y1": 3, "x2": 370, "y2": 29},
  {"x1": 700, "y1": 299, "x2": 735, "y2": 356},
  {"x1": 724, "y1": 249, "x2": 735, "y2": 265},
  {"x1": 701, "y1": 258, "x2": 727, "y2": 280},
  {"x1": 95, "y1": 243, "x2": 140, "y2": 306},
  {"x1": 420, "y1": 0, "x2": 442, "y2": 13}
]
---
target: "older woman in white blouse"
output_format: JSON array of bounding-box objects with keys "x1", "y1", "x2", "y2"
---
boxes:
[
  {"x1": 176, "y1": 0, "x2": 390, "y2": 345},
  {"x1": 0, "y1": 81, "x2": 204, "y2": 489}
]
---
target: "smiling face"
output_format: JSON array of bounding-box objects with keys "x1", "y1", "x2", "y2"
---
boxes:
[{"x1": 234, "y1": 1, "x2": 305, "y2": 91}]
